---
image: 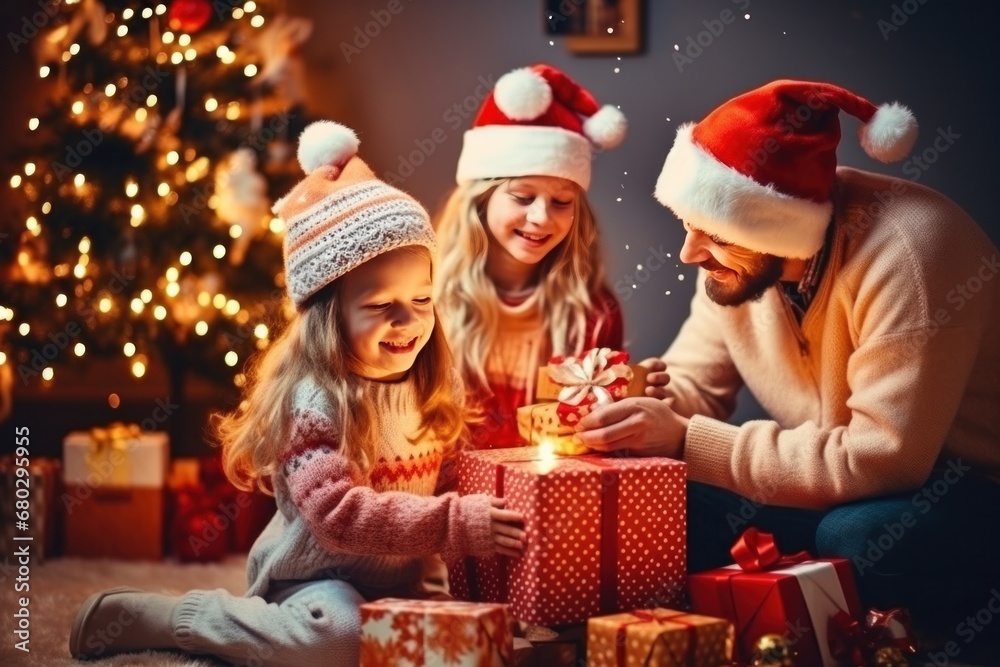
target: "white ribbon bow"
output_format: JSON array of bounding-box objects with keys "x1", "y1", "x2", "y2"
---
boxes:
[{"x1": 547, "y1": 347, "x2": 632, "y2": 407}]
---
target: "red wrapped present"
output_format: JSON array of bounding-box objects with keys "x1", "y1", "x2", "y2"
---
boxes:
[
  {"x1": 688, "y1": 528, "x2": 863, "y2": 667},
  {"x1": 359, "y1": 598, "x2": 512, "y2": 666},
  {"x1": 451, "y1": 446, "x2": 687, "y2": 626},
  {"x1": 587, "y1": 608, "x2": 733, "y2": 667},
  {"x1": 539, "y1": 347, "x2": 644, "y2": 427}
]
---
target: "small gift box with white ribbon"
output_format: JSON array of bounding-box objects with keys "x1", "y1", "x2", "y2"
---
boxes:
[
  {"x1": 517, "y1": 348, "x2": 647, "y2": 455},
  {"x1": 62, "y1": 424, "x2": 169, "y2": 559}
]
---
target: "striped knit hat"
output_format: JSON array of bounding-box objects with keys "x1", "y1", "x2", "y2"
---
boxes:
[{"x1": 274, "y1": 121, "x2": 437, "y2": 309}]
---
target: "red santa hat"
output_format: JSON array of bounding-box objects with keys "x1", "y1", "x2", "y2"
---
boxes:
[
  {"x1": 456, "y1": 63, "x2": 627, "y2": 190},
  {"x1": 654, "y1": 79, "x2": 918, "y2": 259}
]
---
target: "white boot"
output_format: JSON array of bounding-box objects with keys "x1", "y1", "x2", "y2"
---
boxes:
[{"x1": 69, "y1": 587, "x2": 180, "y2": 660}]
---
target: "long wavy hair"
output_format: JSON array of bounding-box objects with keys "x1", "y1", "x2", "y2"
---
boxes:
[
  {"x1": 432, "y1": 179, "x2": 609, "y2": 391},
  {"x1": 214, "y1": 246, "x2": 467, "y2": 494}
]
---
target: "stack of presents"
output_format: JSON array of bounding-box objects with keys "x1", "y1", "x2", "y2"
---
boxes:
[
  {"x1": 0, "y1": 424, "x2": 274, "y2": 564},
  {"x1": 357, "y1": 348, "x2": 919, "y2": 667}
]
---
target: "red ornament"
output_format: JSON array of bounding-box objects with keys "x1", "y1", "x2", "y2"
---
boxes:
[
  {"x1": 172, "y1": 507, "x2": 230, "y2": 562},
  {"x1": 167, "y1": 0, "x2": 213, "y2": 33}
]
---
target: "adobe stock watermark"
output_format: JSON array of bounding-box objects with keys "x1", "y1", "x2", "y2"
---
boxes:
[
  {"x1": 6, "y1": 0, "x2": 60, "y2": 54},
  {"x1": 612, "y1": 245, "x2": 673, "y2": 302},
  {"x1": 852, "y1": 459, "x2": 970, "y2": 576},
  {"x1": 178, "y1": 111, "x2": 296, "y2": 224},
  {"x1": 545, "y1": 0, "x2": 587, "y2": 32},
  {"x1": 339, "y1": 0, "x2": 416, "y2": 63},
  {"x1": 842, "y1": 124, "x2": 961, "y2": 241},
  {"x1": 672, "y1": 0, "x2": 751, "y2": 73},
  {"x1": 50, "y1": 64, "x2": 170, "y2": 182},
  {"x1": 926, "y1": 588, "x2": 1000, "y2": 666},
  {"x1": 383, "y1": 73, "x2": 496, "y2": 187},
  {"x1": 17, "y1": 267, "x2": 136, "y2": 385},
  {"x1": 877, "y1": 0, "x2": 932, "y2": 41}
]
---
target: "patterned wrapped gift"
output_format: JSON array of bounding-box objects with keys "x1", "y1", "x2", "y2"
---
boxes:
[
  {"x1": 587, "y1": 609, "x2": 733, "y2": 667},
  {"x1": 62, "y1": 424, "x2": 169, "y2": 560},
  {"x1": 516, "y1": 348, "x2": 648, "y2": 455},
  {"x1": 0, "y1": 456, "x2": 61, "y2": 562},
  {"x1": 688, "y1": 528, "x2": 863, "y2": 667},
  {"x1": 453, "y1": 446, "x2": 686, "y2": 626},
  {"x1": 359, "y1": 598, "x2": 512, "y2": 667}
]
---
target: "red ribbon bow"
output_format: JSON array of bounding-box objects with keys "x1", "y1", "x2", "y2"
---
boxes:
[
  {"x1": 730, "y1": 527, "x2": 811, "y2": 572},
  {"x1": 829, "y1": 607, "x2": 918, "y2": 665}
]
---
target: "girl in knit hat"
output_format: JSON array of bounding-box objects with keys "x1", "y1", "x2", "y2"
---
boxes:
[
  {"x1": 435, "y1": 63, "x2": 629, "y2": 450},
  {"x1": 69, "y1": 121, "x2": 526, "y2": 665}
]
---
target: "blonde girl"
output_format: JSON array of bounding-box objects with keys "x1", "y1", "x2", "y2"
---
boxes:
[
  {"x1": 435, "y1": 64, "x2": 628, "y2": 449},
  {"x1": 70, "y1": 122, "x2": 525, "y2": 666}
]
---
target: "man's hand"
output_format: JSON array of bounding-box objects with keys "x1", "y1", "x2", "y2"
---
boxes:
[
  {"x1": 638, "y1": 357, "x2": 670, "y2": 400},
  {"x1": 575, "y1": 397, "x2": 688, "y2": 458}
]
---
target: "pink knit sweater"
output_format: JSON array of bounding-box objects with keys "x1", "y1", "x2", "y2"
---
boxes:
[
  {"x1": 665, "y1": 167, "x2": 1000, "y2": 510},
  {"x1": 244, "y1": 374, "x2": 496, "y2": 599}
]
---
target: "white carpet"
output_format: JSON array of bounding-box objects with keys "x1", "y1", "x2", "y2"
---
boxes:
[{"x1": 0, "y1": 555, "x2": 248, "y2": 667}]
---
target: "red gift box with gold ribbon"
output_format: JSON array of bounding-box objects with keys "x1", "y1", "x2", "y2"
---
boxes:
[
  {"x1": 451, "y1": 446, "x2": 687, "y2": 626},
  {"x1": 688, "y1": 528, "x2": 863, "y2": 667}
]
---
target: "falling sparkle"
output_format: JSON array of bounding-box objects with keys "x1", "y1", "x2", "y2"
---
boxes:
[
  {"x1": 625, "y1": 244, "x2": 630, "y2": 250},
  {"x1": 624, "y1": 171, "x2": 628, "y2": 175},
  {"x1": 665, "y1": 291, "x2": 672, "y2": 296},
  {"x1": 666, "y1": 253, "x2": 672, "y2": 258},
  {"x1": 632, "y1": 284, "x2": 637, "y2": 289},
  {"x1": 614, "y1": 67, "x2": 620, "y2": 73},
  {"x1": 549, "y1": 40, "x2": 554, "y2": 45},
  {"x1": 636, "y1": 264, "x2": 643, "y2": 270},
  {"x1": 678, "y1": 274, "x2": 685, "y2": 281},
  {"x1": 616, "y1": 197, "x2": 622, "y2": 202},
  {"x1": 666, "y1": 117, "x2": 671, "y2": 122},
  {"x1": 673, "y1": 44, "x2": 679, "y2": 51},
  {"x1": 745, "y1": 13, "x2": 751, "y2": 19}
]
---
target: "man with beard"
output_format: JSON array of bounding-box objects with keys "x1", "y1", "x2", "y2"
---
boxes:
[{"x1": 576, "y1": 80, "x2": 1000, "y2": 628}]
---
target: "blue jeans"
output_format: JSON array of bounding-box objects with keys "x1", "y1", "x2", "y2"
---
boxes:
[{"x1": 686, "y1": 463, "x2": 1000, "y2": 631}]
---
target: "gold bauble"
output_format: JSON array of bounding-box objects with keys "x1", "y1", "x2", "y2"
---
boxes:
[
  {"x1": 874, "y1": 646, "x2": 909, "y2": 666},
  {"x1": 750, "y1": 633, "x2": 794, "y2": 667}
]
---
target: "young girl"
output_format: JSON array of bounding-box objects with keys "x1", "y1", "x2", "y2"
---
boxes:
[
  {"x1": 434, "y1": 64, "x2": 629, "y2": 449},
  {"x1": 69, "y1": 121, "x2": 526, "y2": 666}
]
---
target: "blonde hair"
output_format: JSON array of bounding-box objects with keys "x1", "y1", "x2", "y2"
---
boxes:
[
  {"x1": 215, "y1": 246, "x2": 466, "y2": 494},
  {"x1": 433, "y1": 179, "x2": 609, "y2": 391}
]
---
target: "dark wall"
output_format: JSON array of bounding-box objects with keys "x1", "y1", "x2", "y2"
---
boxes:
[
  {"x1": 284, "y1": 0, "x2": 999, "y2": 422},
  {"x1": 2, "y1": 0, "x2": 997, "y2": 441}
]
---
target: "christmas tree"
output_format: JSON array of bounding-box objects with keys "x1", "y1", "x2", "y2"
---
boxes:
[{"x1": 0, "y1": 0, "x2": 313, "y2": 396}]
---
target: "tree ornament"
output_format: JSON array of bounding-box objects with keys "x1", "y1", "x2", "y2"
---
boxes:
[
  {"x1": 750, "y1": 634, "x2": 795, "y2": 667},
  {"x1": 214, "y1": 148, "x2": 270, "y2": 266},
  {"x1": 873, "y1": 646, "x2": 909, "y2": 666},
  {"x1": 172, "y1": 506, "x2": 229, "y2": 562},
  {"x1": 167, "y1": 0, "x2": 213, "y2": 34}
]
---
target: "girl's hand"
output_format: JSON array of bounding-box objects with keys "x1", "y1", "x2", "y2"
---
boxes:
[
  {"x1": 639, "y1": 357, "x2": 670, "y2": 400},
  {"x1": 489, "y1": 498, "x2": 526, "y2": 558}
]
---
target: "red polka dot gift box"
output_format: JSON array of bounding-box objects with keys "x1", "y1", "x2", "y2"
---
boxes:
[
  {"x1": 452, "y1": 446, "x2": 687, "y2": 627},
  {"x1": 587, "y1": 608, "x2": 734, "y2": 667},
  {"x1": 359, "y1": 598, "x2": 512, "y2": 667},
  {"x1": 688, "y1": 528, "x2": 863, "y2": 667}
]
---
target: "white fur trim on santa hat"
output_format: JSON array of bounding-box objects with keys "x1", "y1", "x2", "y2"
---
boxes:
[
  {"x1": 859, "y1": 102, "x2": 918, "y2": 163},
  {"x1": 654, "y1": 124, "x2": 831, "y2": 259},
  {"x1": 297, "y1": 121, "x2": 360, "y2": 174},
  {"x1": 456, "y1": 125, "x2": 593, "y2": 189},
  {"x1": 583, "y1": 105, "x2": 627, "y2": 149},
  {"x1": 494, "y1": 67, "x2": 552, "y2": 121}
]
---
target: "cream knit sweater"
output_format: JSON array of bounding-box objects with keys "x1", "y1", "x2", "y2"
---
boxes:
[
  {"x1": 245, "y1": 374, "x2": 496, "y2": 599},
  {"x1": 664, "y1": 167, "x2": 1000, "y2": 510}
]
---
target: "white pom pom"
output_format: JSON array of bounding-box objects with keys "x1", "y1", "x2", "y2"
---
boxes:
[
  {"x1": 859, "y1": 102, "x2": 918, "y2": 163},
  {"x1": 583, "y1": 105, "x2": 627, "y2": 149},
  {"x1": 297, "y1": 121, "x2": 360, "y2": 174},
  {"x1": 494, "y1": 67, "x2": 552, "y2": 121}
]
